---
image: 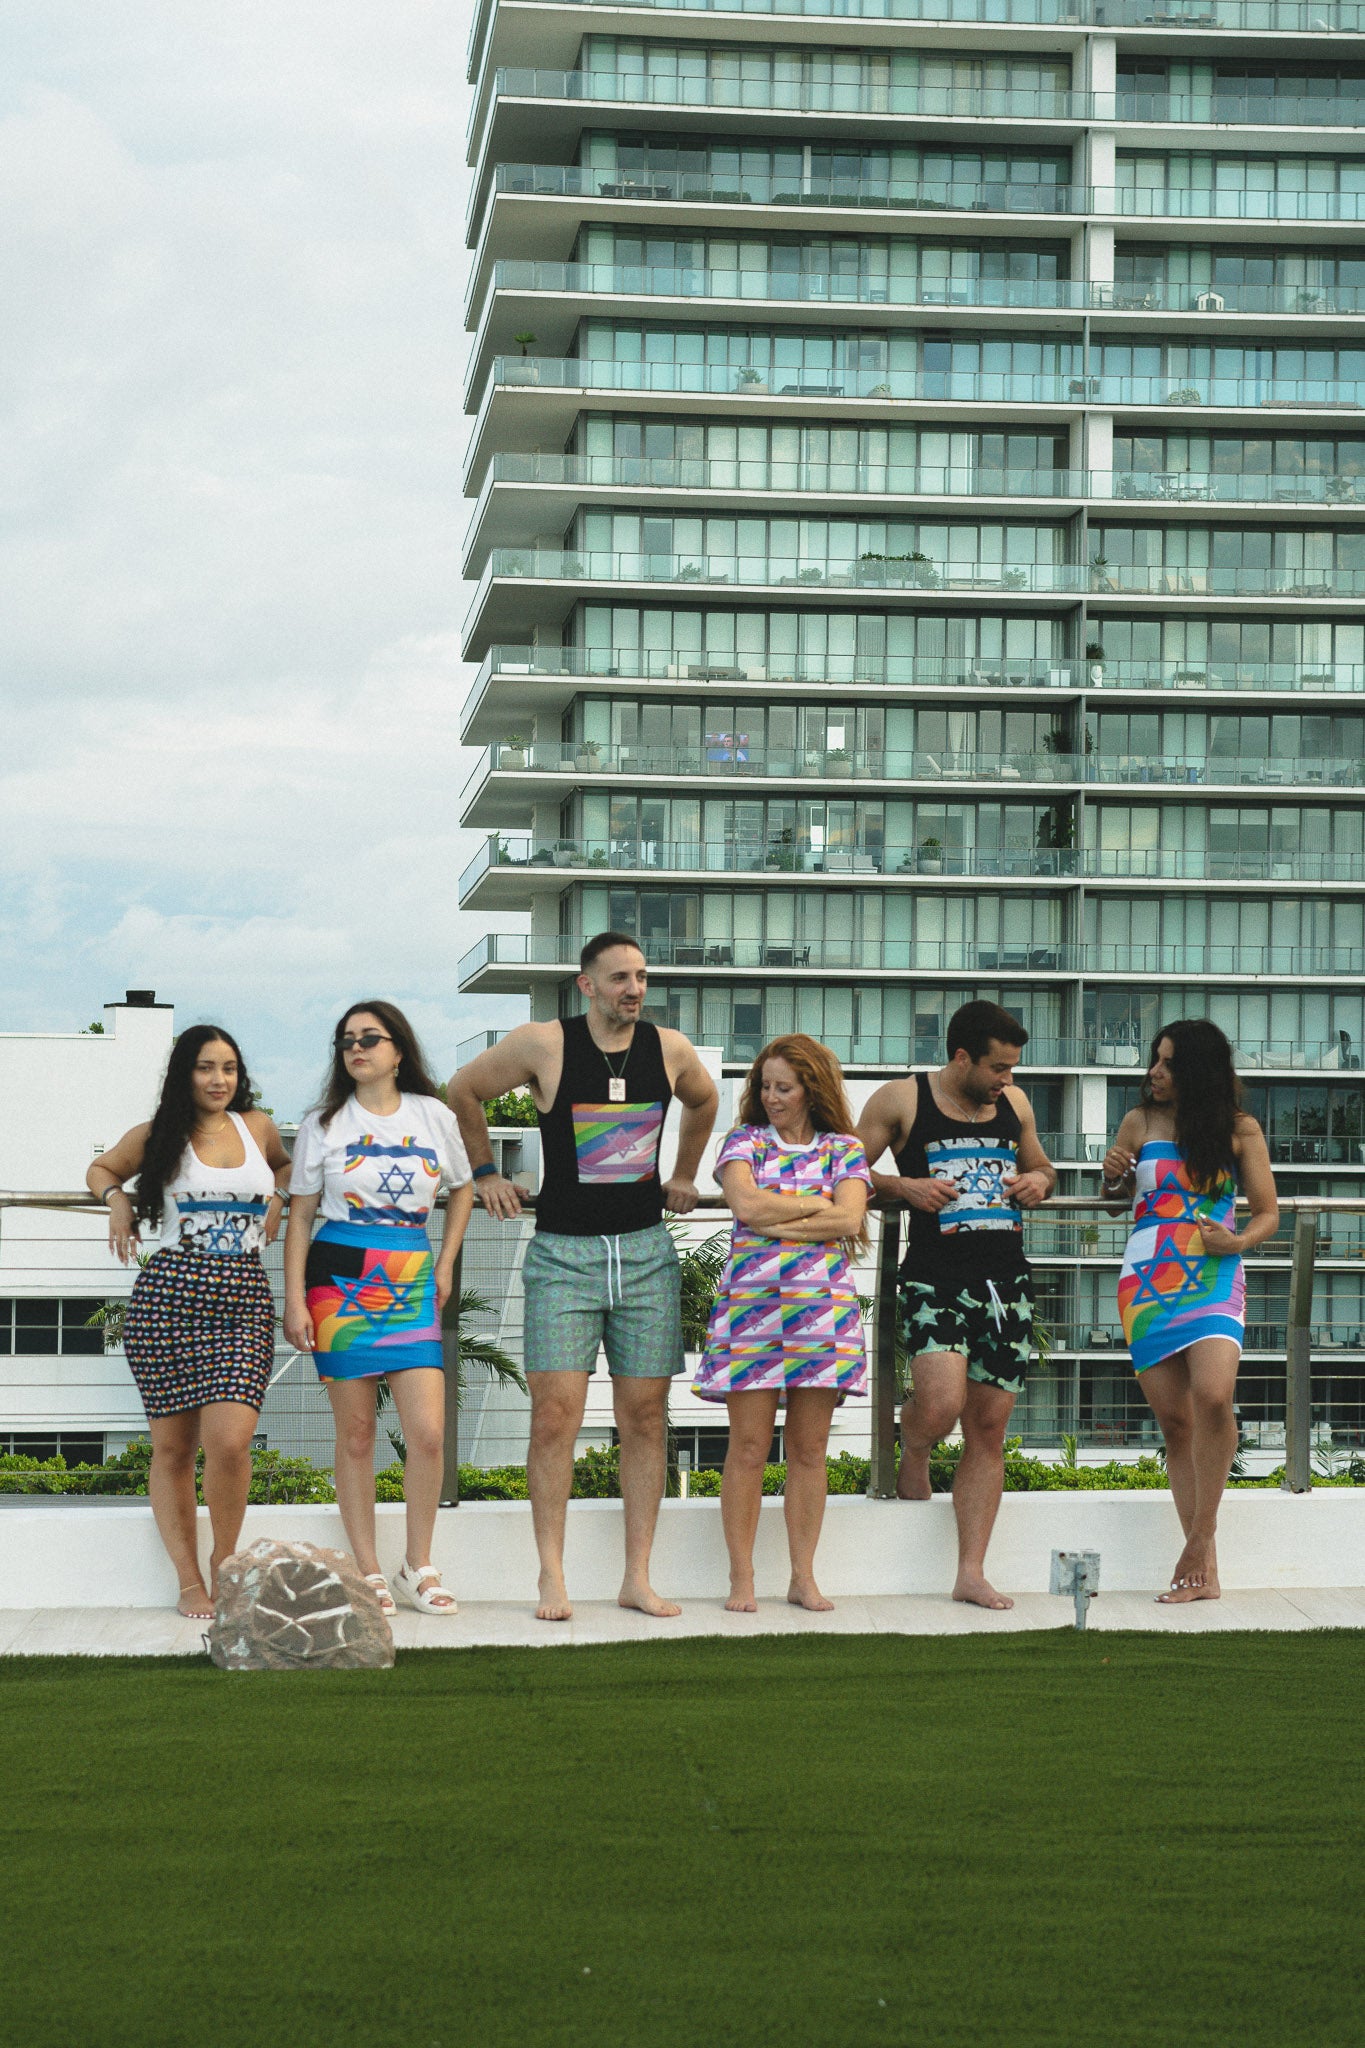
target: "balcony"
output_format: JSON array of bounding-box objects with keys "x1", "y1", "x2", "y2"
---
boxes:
[
  {"x1": 457, "y1": 827, "x2": 1365, "y2": 892},
  {"x1": 1114, "y1": 469, "x2": 1365, "y2": 505},
  {"x1": 476, "y1": 70, "x2": 1090, "y2": 153},
  {"x1": 478, "y1": 258, "x2": 1092, "y2": 326},
  {"x1": 475, "y1": 354, "x2": 1365, "y2": 420},
  {"x1": 459, "y1": 931, "x2": 1082, "y2": 981},
  {"x1": 474, "y1": 0, "x2": 1365, "y2": 33},
  {"x1": 1102, "y1": 184, "x2": 1365, "y2": 222},
  {"x1": 460, "y1": 739, "x2": 1361, "y2": 812},
  {"x1": 463, "y1": 648, "x2": 1365, "y2": 734},
  {"x1": 478, "y1": 162, "x2": 1089, "y2": 234},
  {"x1": 1093, "y1": 280, "x2": 1365, "y2": 316},
  {"x1": 480, "y1": 449, "x2": 1091, "y2": 502},
  {"x1": 1113, "y1": 91, "x2": 1365, "y2": 126},
  {"x1": 458, "y1": 929, "x2": 1365, "y2": 990}
]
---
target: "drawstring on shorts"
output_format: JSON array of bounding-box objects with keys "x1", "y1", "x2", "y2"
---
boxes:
[
  {"x1": 601, "y1": 1234, "x2": 625, "y2": 1308},
  {"x1": 986, "y1": 1278, "x2": 1006, "y2": 1330}
]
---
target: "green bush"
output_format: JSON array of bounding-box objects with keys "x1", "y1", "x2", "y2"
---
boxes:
[
  {"x1": 483, "y1": 1089, "x2": 538, "y2": 1128},
  {"x1": 571, "y1": 1444, "x2": 622, "y2": 1497}
]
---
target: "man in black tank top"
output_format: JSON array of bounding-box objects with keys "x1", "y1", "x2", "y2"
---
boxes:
[
  {"x1": 450, "y1": 933, "x2": 718, "y2": 1622},
  {"x1": 857, "y1": 1002, "x2": 1056, "y2": 1611}
]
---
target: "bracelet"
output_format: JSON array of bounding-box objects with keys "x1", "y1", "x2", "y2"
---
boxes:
[
  {"x1": 103, "y1": 1186, "x2": 127, "y2": 1207},
  {"x1": 472, "y1": 1161, "x2": 499, "y2": 1181},
  {"x1": 1102, "y1": 1175, "x2": 1131, "y2": 1193},
  {"x1": 269, "y1": 1188, "x2": 287, "y2": 1202}
]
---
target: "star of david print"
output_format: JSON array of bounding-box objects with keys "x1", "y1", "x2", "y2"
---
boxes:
[
  {"x1": 203, "y1": 1215, "x2": 248, "y2": 1253},
  {"x1": 333, "y1": 1270, "x2": 421, "y2": 1329},
  {"x1": 1127, "y1": 1242, "x2": 1208, "y2": 1312},
  {"x1": 377, "y1": 1164, "x2": 415, "y2": 1199},
  {"x1": 1150, "y1": 1175, "x2": 1207, "y2": 1228},
  {"x1": 952, "y1": 1160, "x2": 1008, "y2": 1204}
]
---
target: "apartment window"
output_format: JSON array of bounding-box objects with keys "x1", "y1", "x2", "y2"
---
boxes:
[
  {"x1": 0, "y1": 1300, "x2": 108, "y2": 1356},
  {"x1": 0, "y1": 1431, "x2": 107, "y2": 1463}
]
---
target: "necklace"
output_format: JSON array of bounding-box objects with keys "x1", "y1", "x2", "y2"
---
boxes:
[
  {"x1": 933, "y1": 1075, "x2": 984, "y2": 1124},
  {"x1": 595, "y1": 1030, "x2": 635, "y2": 1102},
  {"x1": 194, "y1": 1115, "x2": 231, "y2": 1137}
]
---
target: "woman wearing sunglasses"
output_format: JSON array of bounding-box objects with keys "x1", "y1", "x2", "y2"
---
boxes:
[{"x1": 283, "y1": 1002, "x2": 474, "y2": 1617}]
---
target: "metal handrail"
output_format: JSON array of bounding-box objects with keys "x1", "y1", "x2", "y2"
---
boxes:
[{"x1": 5, "y1": 1190, "x2": 1345, "y2": 1498}]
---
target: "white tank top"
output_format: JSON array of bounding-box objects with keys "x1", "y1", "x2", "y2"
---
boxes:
[{"x1": 163, "y1": 1111, "x2": 276, "y2": 1255}]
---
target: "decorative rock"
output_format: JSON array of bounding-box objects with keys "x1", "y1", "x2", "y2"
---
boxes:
[{"x1": 206, "y1": 1539, "x2": 394, "y2": 1671}]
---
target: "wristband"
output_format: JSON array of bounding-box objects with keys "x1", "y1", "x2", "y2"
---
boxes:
[
  {"x1": 472, "y1": 1162, "x2": 499, "y2": 1181},
  {"x1": 104, "y1": 1186, "x2": 127, "y2": 1207}
]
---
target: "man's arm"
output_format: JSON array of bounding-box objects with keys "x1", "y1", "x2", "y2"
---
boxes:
[
  {"x1": 1002, "y1": 1087, "x2": 1056, "y2": 1208},
  {"x1": 855, "y1": 1078, "x2": 952, "y2": 1213},
  {"x1": 447, "y1": 1023, "x2": 556, "y2": 1220},
  {"x1": 662, "y1": 1035, "x2": 720, "y2": 1215}
]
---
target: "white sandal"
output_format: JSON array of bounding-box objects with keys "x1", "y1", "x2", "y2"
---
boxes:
[
  {"x1": 395, "y1": 1560, "x2": 458, "y2": 1615},
  {"x1": 363, "y1": 1573, "x2": 397, "y2": 1619}
]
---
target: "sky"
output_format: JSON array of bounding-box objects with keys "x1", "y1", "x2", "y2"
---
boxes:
[{"x1": 0, "y1": 0, "x2": 528, "y2": 1119}]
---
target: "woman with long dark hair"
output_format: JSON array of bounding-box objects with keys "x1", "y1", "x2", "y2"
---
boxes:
[
  {"x1": 88, "y1": 1026, "x2": 291, "y2": 1618},
  {"x1": 283, "y1": 1002, "x2": 473, "y2": 1618},
  {"x1": 1103, "y1": 1019, "x2": 1278, "y2": 1602},
  {"x1": 694, "y1": 1034, "x2": 872, "y2": 1612}
]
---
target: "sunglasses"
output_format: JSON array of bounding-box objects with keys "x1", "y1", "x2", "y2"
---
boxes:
[{"x1": 338, "y1": 1031, "x2": 394, "y2": 1053}]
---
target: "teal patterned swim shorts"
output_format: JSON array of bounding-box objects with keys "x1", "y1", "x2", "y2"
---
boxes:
[
  {"x1": 522, "y1": 1224, "x2": 685, "y2": 1378},
  {"x1": 897, "y1": 1274, "x2": 1035, "y2": 1395}
]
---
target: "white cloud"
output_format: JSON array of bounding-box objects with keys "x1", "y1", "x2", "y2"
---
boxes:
[{"x1": 0, "y1": 1, "x2": 530, "y2": 1117}]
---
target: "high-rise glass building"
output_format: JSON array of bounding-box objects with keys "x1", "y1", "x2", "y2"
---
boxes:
[{"x1": 460, "y1": 0, "x2": 1365, "y2": 1449}]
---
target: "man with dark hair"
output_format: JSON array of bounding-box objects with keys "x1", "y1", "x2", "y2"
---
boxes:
[
  {"x1": 449, "y1": 934, "x2": 718, "y2": 1621},
  {"x1": 857, "y1": 1002, "x2": 1056, "y2": 1609}
]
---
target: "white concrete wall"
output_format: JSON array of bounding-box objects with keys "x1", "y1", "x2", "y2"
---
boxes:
[
  {"x1": 0, "y1": 998, "x2": 176, "y2": 1442},
  {"x1": 0, "y1": 999, "x2": 175, "y2": 1192},
  {"x1": 3, "y1": 1489, "x2": 1361, "y2": 1609}
]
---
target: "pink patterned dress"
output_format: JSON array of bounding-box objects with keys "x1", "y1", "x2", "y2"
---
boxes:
[{"x1": 693, "y1": 1125, "x2": 872, "y2": 1400}]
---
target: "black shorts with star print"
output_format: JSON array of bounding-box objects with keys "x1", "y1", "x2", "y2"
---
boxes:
[{"x1": 897, "y1": 1272, "x2": 1035, "y2": 1395}]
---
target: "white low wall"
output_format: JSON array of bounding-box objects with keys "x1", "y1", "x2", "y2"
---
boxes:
[{"x1": 2, "y1": 1490, "x2": 1363, "y2": 1609}]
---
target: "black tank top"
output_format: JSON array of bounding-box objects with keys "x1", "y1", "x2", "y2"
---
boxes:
[
  {"x1": 535, "y1": 1015, "x2": 673, "y2": 1236},
  {"x1": 894, "y1": 1072, "x2": 1030, "y2": 1286}
]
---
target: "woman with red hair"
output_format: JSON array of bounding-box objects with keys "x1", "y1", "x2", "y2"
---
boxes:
[{"x1": 694, "y1": 1034, "x2": 871, "y2": 1611}]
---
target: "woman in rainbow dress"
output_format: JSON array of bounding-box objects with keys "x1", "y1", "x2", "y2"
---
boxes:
[
  {"x1": 694, "y1": 1035, "x2": 872, "y2": 1613},
  {"x1": 1105, "y1": 1020, "x2": 1278, "y2": 1604},
  {"x1": 284, "y1": 1002, "x2": 473, "y2": 1618}
]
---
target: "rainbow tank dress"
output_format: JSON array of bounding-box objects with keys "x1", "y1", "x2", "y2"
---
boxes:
[{"x1": 1117, "y1": 1141, "x2": 1245, "y2": 1374}]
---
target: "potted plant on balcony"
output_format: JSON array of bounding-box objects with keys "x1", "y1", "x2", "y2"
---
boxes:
[
  {"x1": 1085, "y1": 639, "x2": 1105, "y2": 683},
  {"x1": 501, "y1": 734, "x2": 527, "y2": 770},
  {"x1": 735, "y1": 365, "x2": 768, "y2": 393},
  {"x1": 827, "y1": 743, "x2": 852, "y2": 774},
  {"x1": 574, "y1": 737, "x2": 601, "y2": 772},
  {"x1": 514, "y1": 331, "x2": 537, "y2": 356},
  {"x1": 918, "y1": 836, "x2": 944, "y2": 873}
]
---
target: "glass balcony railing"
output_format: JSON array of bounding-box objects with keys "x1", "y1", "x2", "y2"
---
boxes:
[
  {"x1": 457, "y1": 931, "x2": 1365, "y2": 981},
  {"x1": 487, "y1": 450, "x2": 1092, "y2": 498},
  {"x1": 1104, "y1": 185, "x2": 1365, "y2": 222},
  {"x1": 478, "y1": 544, "x2": 1365, "y2": 600},
  {"x1": 1092, "y1": 563, "x2": 1365, "y2": 598},
  {"x1": 466, "y1": 740, "x2": 1361, "y2": 793},
  {"x1": 484, "y1": 449, "x2": 1365, "y2": 507},
  {"x1": 482, "y1": 355, "x2": 1365, "y2": 413},
  {"x1": 484, "y1": 72, "x2": 1365, "y2": 132},
  {"x1": 481, "y1": 544, "x2": 1087, "y2": 592},
  {"x1": 467, "y1": 646, "x2": 1365, "y2": 707},
  {"x1": 486, "y1": 162, "x2": 1088, "y2": 216},
  {"x1": 458, "y1": 830, "x2": 1365, "y2": 892},
  {"x1": 1114, "y1": 470, "x2": 1365, "y2": 505},
  {"x1": 1114, "y1": 93, "x2": 1365, "y2": 126},
  {"x1": 483, "y1": 257, "x2": 1090, "y2": 313},
  {"x1": 484, "y1": 67, "x2": 1089, "y2": 122},
  {"x1": 482, "y1": 0, "x2": 1365, "y2": 32},
  {"x1": 1092, "y1": 280, "x2": 1365, "y2": 314}
]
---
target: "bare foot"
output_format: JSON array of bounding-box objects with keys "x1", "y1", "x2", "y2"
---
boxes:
[
  {"x1": 788, "y1": 1573, "x2": 834, "y2": 1612},
  {"x1": 1157, "y1": 1536, "x2": 1221, "y2": 1604},
  {"x1": 619, "y1": 1580, "x2": 681, "y2": 1618},
  {"x1": 177, "y1": 1581, "x2": 213, "y2": 1620},
  {"x1": 952, "y1": 1571, "x2": 1014, "y2": 1611},
  {"x1": 536, "y1": 1570, "x2": 573, "y2": 1622},
  {"x1": 897, "y1": 1448, "x2": 933, "y2": 1501},
  {"x1": 725, "y1": 1579, "x2": 757, "y2": 1613}
]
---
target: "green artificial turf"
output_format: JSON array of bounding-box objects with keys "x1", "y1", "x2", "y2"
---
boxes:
[{"x1": 2, "y1": 1634, "x2": 1362, "y2": 2048}]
